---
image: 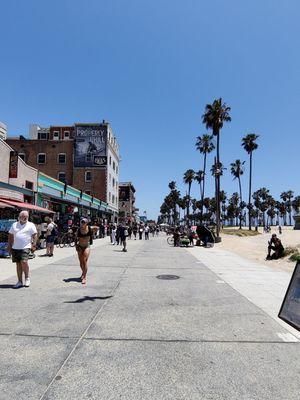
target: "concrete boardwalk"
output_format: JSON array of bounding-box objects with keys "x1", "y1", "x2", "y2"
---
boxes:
[{"x1": 0, "y1": 236, "x2": 299, "y2": 399}]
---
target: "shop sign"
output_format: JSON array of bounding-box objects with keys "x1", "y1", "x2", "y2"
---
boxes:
[{"x1": 9, "y1": 151, "x2": 18, "y2": 178}]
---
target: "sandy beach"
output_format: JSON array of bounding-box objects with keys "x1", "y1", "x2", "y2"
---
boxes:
[{"x1": 219, "y1": 226, "x2": 300, "y2": 272}]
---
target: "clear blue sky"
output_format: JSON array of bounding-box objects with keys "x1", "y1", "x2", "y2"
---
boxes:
[{"x1": 1, "y1": 0, "x2": 300, "y2": 219}]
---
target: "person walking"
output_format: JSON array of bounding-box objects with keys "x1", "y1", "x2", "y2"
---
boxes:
[
  {"x1": 139, "y1": 225, "x2": 144, "y2": 240},
  {"x1": 119, "y1": 224, "x2": 128, "y2": 252},
  {"x1": 75, "y1": 218, "x2": 93, "y2": 284},
  {"x1": 132, "y1": 225, "x2": 138, "y2": 240},
  {"x1": 144, "y1": 224, "x2": 150, "y2": 240},
  {"x1": 45, "y1": 218, "x2": 57, "y2": 257},
  {"x1": 7, "y1": 210, "x2": 37, "y2": 288},
  {"x1": 111, "y1": 224, "x2": 117, "y2": 245}
]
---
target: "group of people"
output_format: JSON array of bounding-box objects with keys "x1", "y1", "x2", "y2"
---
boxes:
[{"x1": 7, "y1": 211, "x2": 161, "y2": 288}]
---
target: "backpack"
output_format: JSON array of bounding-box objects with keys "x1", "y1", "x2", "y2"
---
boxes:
[{"x1": 52, "y1": 224, "x2": 58, "y2": 237}]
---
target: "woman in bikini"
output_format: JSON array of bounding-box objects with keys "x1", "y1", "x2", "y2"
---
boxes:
[{"x1": 75, "y1": 218, "x2": 93, "y2": 284}]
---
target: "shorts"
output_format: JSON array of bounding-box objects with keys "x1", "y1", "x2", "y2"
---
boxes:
[
  {"x1": 76, "y1": 244, "x2": 90, "y2": 252},
  {"x1": 11, "y1": 248, "x2": 31, "y2": 263},
  {"x1": 46, "y1": 235, "x2": 55, "y2": 244}
]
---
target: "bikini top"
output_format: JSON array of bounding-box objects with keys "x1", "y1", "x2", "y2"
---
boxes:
[{"x1": 77, "y1": 226, "x2": 93, "y2": 244}]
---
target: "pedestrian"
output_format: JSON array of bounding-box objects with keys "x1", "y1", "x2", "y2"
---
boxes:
[
  {"x1": 45, "y1": 217, "x2": 57, "y2": 257},
  {"x1": 279, "y1": 226, "x2": 282, "y2": 234},
  {"x1": 144, "y1": 224, "x2": 150, "y2": 240},
  {"x1": 116, "y1": 224, "x2": 121, "y2": 245},
  {"x1": 7, "y1": 210, "x2": 37, "y2": 288},
  {"x1": 75, "y1": 218, "x2": 93, "y2": 284},
  {"x1": 111, "y1": 224, "x2": 117, "y2": 245},
  {"x1": 139, "y1": 225, "x2": 144, "y2": 240},
  {"x1": 132, "y1": 225, "x2": 137, "y2": 240},
  {"x1": 119, "y1": 224, "x2": 128, "y2": 252},
  {"x1": 128, "y1": 226, "x2": 132, "y2": 239}
]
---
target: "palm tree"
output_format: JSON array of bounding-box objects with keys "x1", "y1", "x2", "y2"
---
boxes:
[
  {"x1": 183, "y1": 169, "x2": 195, "y2": 222},
  {"x1": 280, "y1": 190, "x2": 294, "y2": 225},
  {"x1": 242, "y1": 133, "x2": 259, "y2": 230},
  {"x1": 202, "y1": 98, "x2": 231, "y2": 241},
  {"x1": 194, "y1": 170, "x2": 204, "y2": 201},
  {"x1": 195, "y1": 134, "x2": 215, "y2": 219},
  {"x1": 230, "y1": 159, "x2": 245, "y2": 229}
]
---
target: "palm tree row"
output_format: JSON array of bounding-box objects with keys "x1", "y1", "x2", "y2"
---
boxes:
[{"x1": 159, "y1": 186, "x2": 300, "y2": 228}]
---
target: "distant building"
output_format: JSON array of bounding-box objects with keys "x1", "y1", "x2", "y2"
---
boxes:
[
  {"x1": 118, "y1": 182, "x2": 138, "y2": 223},
  {"x1": 0, "y1": 121, "x2": 7, "y2": 140},
  {"x1": 6, "y1": 120, "x2": 120, "y2": 221}
]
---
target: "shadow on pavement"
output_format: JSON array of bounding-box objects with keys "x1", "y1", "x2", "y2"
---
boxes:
[
  {"x1": 64, "y1": 295, "x2": 113, "y2": 303},
  {"x1": 63, "y1": 277, "x2": 82, "y2": 283},
  {"x1": 0, "y1": 284, "x2": 19, "y2": 289}
]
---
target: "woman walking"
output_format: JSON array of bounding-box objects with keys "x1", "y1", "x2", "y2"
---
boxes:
[{"x1": 75, "y1": 218, "x2": 93, "y2": 284}]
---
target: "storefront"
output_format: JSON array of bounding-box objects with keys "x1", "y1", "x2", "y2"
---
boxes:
[{"x1": 37, "y1": 173, "x2": 113, "y2": 227}]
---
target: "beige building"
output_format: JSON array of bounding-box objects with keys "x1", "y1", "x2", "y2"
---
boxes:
[{"x1": 0, "y1": 139, "x2": 38, "y2": 203}]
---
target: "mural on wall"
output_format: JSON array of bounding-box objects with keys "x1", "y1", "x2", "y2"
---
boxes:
[{"x1": 74, "y1": 125, "x2": 107, "y2": 167}]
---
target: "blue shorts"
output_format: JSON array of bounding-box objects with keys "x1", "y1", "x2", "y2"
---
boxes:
[{"x1": 46, "y1": 235, "x2": 55, "y2": 244}]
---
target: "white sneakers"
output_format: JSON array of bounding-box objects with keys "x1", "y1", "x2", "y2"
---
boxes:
[
  {"x1": 13, "y1": 281, "x2": 23, "y2": 289},
  {"x1": 24, "y1": 278, "x2": 30, "y2": 287}
]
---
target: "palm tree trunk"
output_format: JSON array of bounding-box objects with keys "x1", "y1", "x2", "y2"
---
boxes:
[
  {"x1": 201, "y1": 153, "x2": 207, "y2": 221},
  {"x1": 215, "y1": 133, "x2": 221, "y2": 241},
  {"x1": 248, "y1": 151, "x2": 253, "y2": 230},
  {"x1": 238, "y1": 176, "x2": 243, "y2": 229}
]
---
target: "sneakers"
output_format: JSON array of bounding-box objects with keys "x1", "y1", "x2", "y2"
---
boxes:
[
  {"x1": 13, "y1": 281, "x2": 23, "y2": 289},
  {"x1": 24, "y1": 278, "x2": 31, "y2": 287}
]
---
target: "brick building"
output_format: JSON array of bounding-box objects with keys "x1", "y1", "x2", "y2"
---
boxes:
[
  {"x1": 118, "y1": 182, "x2": 138, "y2": 223},
  {"x1": 6, "y1": 121, "x2": 120, "y2": 219}
]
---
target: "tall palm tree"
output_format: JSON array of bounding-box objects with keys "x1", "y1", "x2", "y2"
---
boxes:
[
  {"x1": 195, "y1": 134, "x2": 215, "y2": 220},
  {"x1": 230, "y1": 159, "x2": 245, "y2": 229},
  {"x1": 280, "y1": 190, "x2": 294, "y2": 225},
  {"x1": 202, "y1": 98, "x2": 231, "y2": 241},
  {"x1": 194, "y1": 170, "x2": 204, "y2": 201},
  {"x1": 242, "y1": 133, "x2": 259, "y2": 230},
  {"x1": 183, "y1": 169, "x2": 195, "y2": 222}
]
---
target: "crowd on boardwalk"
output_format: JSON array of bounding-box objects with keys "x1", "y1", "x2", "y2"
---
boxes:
[{"x1": 6, "y1": 211, "x2": 161, "y2": 288}]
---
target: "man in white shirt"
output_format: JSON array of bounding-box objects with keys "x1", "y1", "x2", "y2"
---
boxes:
[
  {"x1": 7, "y1": 210, "x2": 37, "y2": 288},
  {"x1": 45, "y1": 218, "x2": 57, "y2": 257}
]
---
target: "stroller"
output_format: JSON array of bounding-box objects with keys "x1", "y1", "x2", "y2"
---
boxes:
[{"x1": 196, "y1": 225, "x2": 215, "y2": 247}]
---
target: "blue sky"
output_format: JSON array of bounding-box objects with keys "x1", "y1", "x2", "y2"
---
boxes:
[{"x1": 1, "y1": 0, "x2": 300, "y2": 219}]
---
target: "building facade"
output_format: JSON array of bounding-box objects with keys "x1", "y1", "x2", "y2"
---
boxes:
[
  {"x1": 6, "y1": 121, "x2": 120, "y2": 220},
  {"x1": 0, "y1": 122, "x2": 7, "y2": 140},
  {"x1": 118, "y1": 182, "x2": 138, "y2": 223}
]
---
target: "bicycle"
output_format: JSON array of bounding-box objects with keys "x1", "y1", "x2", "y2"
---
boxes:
[{"x1": 57, "y1": 232, "x2": 76, "y2": 248}]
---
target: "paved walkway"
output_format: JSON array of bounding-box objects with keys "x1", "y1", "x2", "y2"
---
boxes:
[{"x1": 0, "y1": 236, "x2": 299, "y2": 399}]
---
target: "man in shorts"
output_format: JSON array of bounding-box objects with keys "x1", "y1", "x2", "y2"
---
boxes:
[
  {"x1": 7, "y1": 210, "x2": 37, "y2": 288},
  {"x1": 45, "y1": 217, "x2": 57, "y2": 257}
]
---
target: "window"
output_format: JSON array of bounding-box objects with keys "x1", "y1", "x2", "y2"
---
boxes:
[
  {"x1": 58, "y1": 172, "x2": 66, "y2": 182},
  {"x1": 25, "y1": 180, "x2": 33, "y2": 190},
  {"x1": 85, "y1": 190, "x2": 91, "y2": 195},
  {"x1": 37, "y1": 153, "x2": 46, "y2": 164},
  {"x1": 109, "y1": 156, "x2": 111, "y2": 165},
  {"x1": 109, "y1": 192, "x2": 111, "y2": 202},
  {"x1": 109, "y1": 173, "x2": 111, "y2": 183},
  {"x1": 58, "y1": 153, "x2": 66, "y2": 164},
  {"x1": 112, "y1": 195, "x2": 115, "y2": 204},
  {"x1": 85, "y1": 171, "x2": 92, "y2": 182},
  {"x1": 18, "y1": 153, "x2": 25, "y2": 161},
  {"x1": 53, "y1": 131, "x2": 59, "y2": 140},
  {"x1": 86, "y1": 154, "x2": 92, "y2": 162},
  {"x1": 38, "y1": 132, "x2": 47, "y2": 140},
  {"x1": 64, "y1": 131, "x2": 70, "y2": 139},
  {"x1": 113, "y1": 161, "x2": 115, "y2": 171},
  {"x1": 116, "y1": 166, "x2": 118, "y2": 174},
  {"x1": 112, "y1": 178, "x2": 115, "y2": 188}
]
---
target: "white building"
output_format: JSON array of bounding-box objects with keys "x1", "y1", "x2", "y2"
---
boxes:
[
  {"x1": 0, "y1": 121, "x2": 7, "y2": 140},
  {"x1": 106, "y1": 124, "x2": 120, "y2": 217}
]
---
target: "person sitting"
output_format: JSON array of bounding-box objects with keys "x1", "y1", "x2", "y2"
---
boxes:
[{"x1": 266, "y1": 234, "x2": 284, "y2": 260}]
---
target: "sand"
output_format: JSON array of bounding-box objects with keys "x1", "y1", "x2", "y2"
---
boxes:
[{"x1": 218, "y1": 226, "x2": 300, "y2": 272}]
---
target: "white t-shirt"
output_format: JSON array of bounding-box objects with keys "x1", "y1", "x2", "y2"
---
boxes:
[
  {"x1": 46, "y1": 222, "x2": 55, "y2": 236},
  {"x1": 9, "y1": 221, "x2": 37, "y2": 250}
]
